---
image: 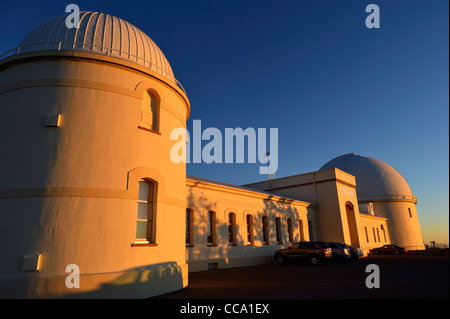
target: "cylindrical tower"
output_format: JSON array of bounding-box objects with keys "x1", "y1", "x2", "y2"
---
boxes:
[
  {"x1": 320, "y1": 153, "x2": 425, "y2": 251},
  {"x1": 0, "y1": 12, "x2": 190, "y2": 298}
]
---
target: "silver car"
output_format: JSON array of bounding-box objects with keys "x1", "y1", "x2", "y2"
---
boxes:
[
  {"x1": 326, "y1": 242, "x2": 352, "y2": 261},
  {"x1": 346, "y1": 244, "x2": 363, "y2": 259}
]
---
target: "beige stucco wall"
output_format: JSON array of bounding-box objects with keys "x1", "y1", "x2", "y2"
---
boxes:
[
  {"x1": 0, "y1": 51, "x2": 190, "y2": 298},
  {"x1": 246, "y1": 168, "x2": 424, "y2": 252},
  {"x1": 358, "y1": 214, "x2": 390, "y2": 254},
  {"x1": 186, "y1": 177, "x2": 315, "y2": 272}
]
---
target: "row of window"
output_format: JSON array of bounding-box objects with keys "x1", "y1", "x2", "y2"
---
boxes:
[
  {"x1": 133, "y1": 179, "x2": 394, "y2": 249},
  {"x1": 135, "y1": 180, "x2": 391, "y2": 247},
  {"x1": 133, "y1": 180, "x2": 311, "y2": 246},
  {"x1": 186, "y1": 209, "x2": 310, "y2": 247},
  {"x1": 364, "y1": 225, "x2": 387, "y2": 243}
]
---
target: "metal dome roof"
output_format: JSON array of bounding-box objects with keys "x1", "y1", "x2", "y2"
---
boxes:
[
  {"x1": 16, "y1": 11, "x2": 176, "y2": 83},
  {"x1": 320, "y1": 153, "x2": 415, "y2": 201}
]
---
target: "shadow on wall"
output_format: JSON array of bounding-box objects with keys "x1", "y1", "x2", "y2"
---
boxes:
[
  {"x1": 30, "y1": 262, "x2": 184, "y2": 299},
  {"x1": 262, "y1": 194, "x2": 314, "y2": 244},
  {"x1": 186, "y1": 182, "x2": 312, "y2": 270},
  {"x1": 187, "y1": 184, "x2": 245, "y2": 268}
]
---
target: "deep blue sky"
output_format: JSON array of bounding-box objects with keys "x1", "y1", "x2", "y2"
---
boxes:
[{"x1": 0, "y1": 0, "x2": 448, "y2": 244}]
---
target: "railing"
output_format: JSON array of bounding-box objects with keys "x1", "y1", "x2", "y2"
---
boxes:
[{"x1": 0, "y1": 42, "x2": 187, "y2": 95}]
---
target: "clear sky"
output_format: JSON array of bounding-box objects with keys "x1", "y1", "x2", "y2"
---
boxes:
[{"x1": 0, "y1": 0, "x2": 448, "y2": 245}]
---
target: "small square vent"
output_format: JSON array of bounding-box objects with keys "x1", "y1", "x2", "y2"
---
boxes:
[
  {"x1": 22, "y1": 254, "x2": 41, "y2": 272},
  {"x1": 45, "y1": 114, "x2": 61, "y2": 127}
]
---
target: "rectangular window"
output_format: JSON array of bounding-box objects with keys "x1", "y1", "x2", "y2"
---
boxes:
[
  {"x1": 299, "y1": 219, "x2": 304, "y2": 242},
  {"x1": 246, "y1": 214, "x2": 254, "y2": 245},
  {"x1": 365, "y1": 226, "x2": 369, "y2": 243},
  {"x1": 408, "y1": 208, "x2": 412, "y2": 218},
  {"x1": 207, "y1": 211, "x2": 216, "y2": 245},
  {"x1": 308, "y1": 220, "x2": 313, "y2": 241},
  {"x1": 381, "y1": 225, "x2": 387, "y2": 242},
  {"x1": 135, "y1": 180, "x2": 155, "y2": 243},
  {"x1": 262, "y1": 216, "x2": 269, "y2": 245},
  {"x1": 228, "y1": 213, "x2": 236, "y2": 245},
  {"x1": 287, "y1": 218, "x2": 293, "y2": 243},
  {"x1": 275, "y1": 217, "x2": 282, "y2": 245},
  {"x1": 186, "y1": 209, "x2": 194, "y2": 246}
]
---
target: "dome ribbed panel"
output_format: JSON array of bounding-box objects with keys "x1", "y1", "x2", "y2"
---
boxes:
[{"x1": 18, "y1": 11, "x2": 175, "y2": 83}]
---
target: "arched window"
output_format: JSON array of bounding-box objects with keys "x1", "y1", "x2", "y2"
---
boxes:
[
  {"x1": 186, "y1": 209, "x2": 194, "y2": 247},
  {"x1": 139, "y1": 90, "x2": 159, "y2": 132},
  {"x1": 365, "y1": 226, "x2": 369, "y2": 243},
  {"x1": 207, "y1": 211, "x2": 216, "y2": 246},
  {"x1": 275, "y1": 217, "x2": 283, "y2": 245},
  {"x1": 408, "y1": 208, "x2": 412, "y2": 218},
  {"x1": 246, "y1": 214, "x2": 254, "y2": 245},
  {"x1": 228, "y1": 213, "x2": 237, "y2": 245},
  {"x1": 345, "y1": 202, "x2": 358, "y2": 246},
  {"x1": 287, "y1": 218, "x2": 293, "y2": 243},
  {"x1": 262, "y1": 216, "x2": 269, "y2": 245},
  {"x1": 135, "y1": 179, "x2": 156, "y2": 243}
]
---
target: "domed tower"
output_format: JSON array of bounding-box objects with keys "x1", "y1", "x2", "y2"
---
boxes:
[
  {"x1": 0, "y1": 12, "x2": 190, "y2": 298},
  {"x1": 320, "y1": 153, "x2": 425, "y2": 250}
]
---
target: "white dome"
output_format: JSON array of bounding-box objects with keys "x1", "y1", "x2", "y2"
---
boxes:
[
  {"x1": 320, "y1": 153, "x2": 415, "y2": 200},
  {"x1": 17, "y1": 11, "x2": 175, "y2": 83}
]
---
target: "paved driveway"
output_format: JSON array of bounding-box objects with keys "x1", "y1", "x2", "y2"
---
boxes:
[{"x1": 155, "y1": 254, "x2": 448, "y2": 299}]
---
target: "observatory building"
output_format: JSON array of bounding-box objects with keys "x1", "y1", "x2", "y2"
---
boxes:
[
  {"x1": 0, "y1": 12, "x2": 424, "y2": 298},
  {"x1": 319, "y1": 153, "x2": 424, "y2": 251},
  {"x1": 0, "y1": 12, "x2": 190, "y2": 298}
]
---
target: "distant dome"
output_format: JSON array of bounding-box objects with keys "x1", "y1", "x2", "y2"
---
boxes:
[
  {"x1": 320, "y1": 153, "x2": 415, "y2": 201},
  {"x1": 17, "y1": 11, "x2": 175, "y2": 83}
]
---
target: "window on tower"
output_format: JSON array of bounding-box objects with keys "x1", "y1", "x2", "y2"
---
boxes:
[
  {"x1": 134, "y1": 179, "x2": 157, "y2": 244},
  {"x1": 139, "y1": 90, "x2": 160, "y2": 133}
]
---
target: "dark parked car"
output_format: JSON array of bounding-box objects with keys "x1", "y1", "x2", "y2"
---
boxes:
[
  {"x1": 274, "y1": 241, "x2": 332, "y2": 265},
  {"x1": 370, "y1": 244, "x2": 407, "y2": 255},
  {"x1": 346, "y1": 245, "x2": 364, "y2": 259},
  {"x1": 326, "y1": 242, "x2": 352, "y2": 261}
]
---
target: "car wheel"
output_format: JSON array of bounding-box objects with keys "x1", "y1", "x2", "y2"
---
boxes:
[
  {"x1": 374, "y1": 250, "x2": 380, "y2": 254},
  {"x1": 276, "y1": 255, "x2": 286, "y2": 264},
  {"x1": 394, "y1": 250, "x2": 400, "y2": 255},
  {"x1": 308, "y1": 255, "x2": 319, "y2": 265}
]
